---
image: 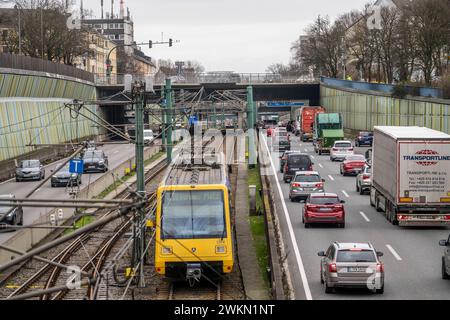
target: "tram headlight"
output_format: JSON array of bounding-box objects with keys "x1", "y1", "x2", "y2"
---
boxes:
[
  {"x1": 216, "y1": 246, "x2": 227, "y2": 254},
  {"x1": 162, "y1": 247, "x2": 172, "y2": 255}
]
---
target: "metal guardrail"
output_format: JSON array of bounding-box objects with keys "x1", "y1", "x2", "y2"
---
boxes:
[
  {"x1": 0, "y1": 53, "x2": 94, "y2": 83},
  {"x1": 94, "y1": 72, "x2": 319, "y2": 86}
]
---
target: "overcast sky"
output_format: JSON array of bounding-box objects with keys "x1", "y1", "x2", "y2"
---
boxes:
[{"x1": 82, "y1": 0, "x2": 369, "y2": 73}]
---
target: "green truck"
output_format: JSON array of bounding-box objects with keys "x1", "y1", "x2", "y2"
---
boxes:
[{"x1": 313, "y1": 113, "x2": 344, "y2": 155}]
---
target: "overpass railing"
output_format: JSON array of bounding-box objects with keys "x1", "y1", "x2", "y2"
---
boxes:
[
  {"x1": 0, "y1": 53, "x2": 94, "y2": 83},
  {"x1": 321, "y1": 76, "x2": 444, "y2": 99},
  {"x1": 94, "y1": 72, "x2": 319, "y2": 86}
]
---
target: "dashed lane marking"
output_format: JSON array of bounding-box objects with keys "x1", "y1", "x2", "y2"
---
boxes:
[
  {"x1": 318, "y1": 163, "x2": 323, "y2": 168},
  {"x1": 328, "y1": 175, "x2": 335, "y2": 181},
  {"x1": 359, "y1": 211, "x2": 370, "y2": 222},
  {"x1": 342, "y1": 190, "x2": 350, "y2": 198},
  {"x1": 386, "y1": 245, "x2": 403, "y2": 261}
]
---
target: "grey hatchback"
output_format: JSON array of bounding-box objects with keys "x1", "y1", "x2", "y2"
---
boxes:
[
  {"x1": 318, "y1": 242, "x2": 385, "y2": 294},
  {"x1": 15, "y1": 160, "x2": 45, "y2": 182}
]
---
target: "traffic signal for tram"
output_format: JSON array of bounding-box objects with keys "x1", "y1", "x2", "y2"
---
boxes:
[
  {"x1": 149, "y1": 40, "x2": 153, "y2": 49},
  {"x1": 169, "y1": 38, "x2": 173, "y2": 47}
]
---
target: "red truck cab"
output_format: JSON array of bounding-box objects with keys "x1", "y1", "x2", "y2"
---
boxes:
[{"x1": 299, "y1": 107, "x2": 326, "y2": 142}]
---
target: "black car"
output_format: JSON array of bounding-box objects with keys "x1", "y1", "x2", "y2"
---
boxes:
[
  {"x1": 83, "y1": 150, "x2": 109, "y2": 173},
  {"x1": 279, "y1": 151, "x2": 300, "y2": 173},
  {"x1": 283, "y1": 154, "x2": 313, "y2": 183},
  {"x1": 15, "y1": 160, "x2": 45, "y2": 182},
  {"x1": 0, "y1": 195, "x2": 24, "y2": 228},
  {"x1": 51, "y1": 164, "x2": 82, "y2": 188}
]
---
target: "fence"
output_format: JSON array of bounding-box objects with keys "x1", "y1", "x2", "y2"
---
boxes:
[
  {"x1": 321, "y1": 76, "x2": 443, "y2": 99},
  {"x1": 0, "y1": 53, "x2": 94, "y2": 83},
  {"x1": 94, "y1": 72, "x2": 319, "y2": 86}
]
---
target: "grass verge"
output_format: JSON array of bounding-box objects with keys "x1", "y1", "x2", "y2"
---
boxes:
[{"x1": 248, "y1": 165, "x2": 270, "y2": 289}]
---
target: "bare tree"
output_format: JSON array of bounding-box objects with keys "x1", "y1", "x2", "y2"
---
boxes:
[{"x1": 5, "y1": 0, "x2": 91, "y2": 65}]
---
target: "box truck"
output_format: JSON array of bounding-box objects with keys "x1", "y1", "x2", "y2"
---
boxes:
[
  {"x1": 296, "y1": 107, "x2": 326, "y2": 141},
  {"x1": 313, "y1": 113, "x2": 344, "y2": 155},
  {"x1": 370, "y1": 126, "x2": 450, "y2": 226}
]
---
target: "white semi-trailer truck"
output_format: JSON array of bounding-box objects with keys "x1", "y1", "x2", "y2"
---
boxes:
[{"x1": 371, "y1": 126, "x2": 450, "y2": 226}]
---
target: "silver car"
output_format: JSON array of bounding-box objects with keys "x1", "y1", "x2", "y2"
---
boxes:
[
  {"x1": 15, "y1": 160, "x2": 45, "y2": 182},
  {"x1": 289, "y1": 171, "x2": 325, "y2": 202},
  {"x1": 356, "y1": 165, "x2": 372, "y2": 195},
  {"x1": 318, "y1": 242, "x2": 385, "y2": 294}
]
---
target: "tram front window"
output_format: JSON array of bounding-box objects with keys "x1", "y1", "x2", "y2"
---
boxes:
[{"x1": 161, "y1": 190, "x2": 226, "y2": 239}]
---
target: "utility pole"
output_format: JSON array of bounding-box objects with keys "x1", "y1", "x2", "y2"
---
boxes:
[
  {"x1": 160, "y1": 86, "x2": 166, "y2": 152},
  {"x1": 165, "y1": 79, "x2": 173, "y2": 164},
  {"x1": 247, "y1": 86, "x2": 257, "y2": 168},
  {"x1": 131, "y1": 80, "x2": 146, "y2": 288}
]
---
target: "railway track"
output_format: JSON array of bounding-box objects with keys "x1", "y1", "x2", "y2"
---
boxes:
[
  {"x1": 0, "y1": 159, "x2": 168, "y2": 300},
  {"x1": 168, "y1": 281, "x2": 222, "y2": 300}
]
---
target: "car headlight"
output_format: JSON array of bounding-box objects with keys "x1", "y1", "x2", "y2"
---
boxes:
[
  {"x1": 216, "y1": 246, "x2": 227, "y2": 254},
  {"x1": 52, "y1": 175, "x2": 58, "y2": 179},
  {"x1": 71, "y1": 174, "x2": 77, "y2": 178}
]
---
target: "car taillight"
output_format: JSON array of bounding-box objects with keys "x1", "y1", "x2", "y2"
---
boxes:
[
  {"x1": 315, "y1": 183, "x2": 323, "y2": 188},
  {"x1": 349, "y1": 148, "x2": 354, "y2": 151},
  {"x1": 363, "y1": 174, "x2": 371, "y2": 180},
  {"x1": 292, "y1": 183, "x2": 301, "y2": 188},
  {"x1": 377, "y1": 263, "x2": 384, "y2": 273},
  {"x1": 309, "y1": 165, "x2": 313, "y2": 171},
  {"x1": 329, "y1": 263, "x2": 337, "y2": 273},
  {"x1": 358, "y1": 136, "x2": 362, "y2": 140},
  {"x1": 332, "y1": 148, "x2": 338, "y2": 151},
  {"x1": 284, "y1": 165, "x2": 288, "y2": 172}
]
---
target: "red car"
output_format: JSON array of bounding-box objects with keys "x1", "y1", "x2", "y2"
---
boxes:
[
  {"x1": 340, "y1": 154, "x2": 366, "y2": 176},
  {"x1": 267, "y1": 127, "x2": 273, "y2": 137},
  {"x1": 302, "y1": 193, "x2": 346, "y2": 228}
]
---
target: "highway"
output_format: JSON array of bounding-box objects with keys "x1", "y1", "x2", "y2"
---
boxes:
[
  {"x1": 264, "y1": 133, "x2": 450, "y2": 300},
  {"x1": 0, "y1": 143, "x2": 139, "y2": 244}
]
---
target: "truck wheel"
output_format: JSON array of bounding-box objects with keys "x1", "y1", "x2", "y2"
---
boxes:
[
  {"x1": 318, "y1": 150, "x2": 322, "y2": 155},
  {"x1": 442, "y1": 258, "x2": 450, "y2": 280},
  {"x1": 376, "y1": 198, "x2": 382, "y2": 212},
  {"x1": 359, "y1": 188, "x2": 364, "y2": 195},
  {"x1": 356, "y1": 183, "x2": 360, "y2": 192}
]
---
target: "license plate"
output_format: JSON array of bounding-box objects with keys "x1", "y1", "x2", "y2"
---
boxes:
[
  {"x1": 319, "y1": 208, "x2": 333, "y2": 212},
  {"x1": 89, "y1": 166, "x2": 95, "y2": 169},
  {"x1": 348, "y1": 267, "x2": 366, "y2": 273},
  {"x1": 291, "y1": 168, "x2": 300, "y2": 171}
]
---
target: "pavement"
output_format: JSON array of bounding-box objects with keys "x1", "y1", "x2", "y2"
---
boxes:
[
  {"x1": 234, "y1": 164, "x2": 270, "y2": 300},
  {"x1": 0, "y1": 143, "x2": 139, "y2": 245},
  {"x1": 262, "y1": 132, "x2": 450, "y2": 300}
]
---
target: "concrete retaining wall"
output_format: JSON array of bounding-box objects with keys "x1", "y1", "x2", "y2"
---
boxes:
[{"x1": 321, "y1": 85, "x2": 450, "y2": 133}]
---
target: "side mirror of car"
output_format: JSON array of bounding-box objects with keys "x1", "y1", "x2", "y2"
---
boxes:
[
  {"x1": 317, "y1": 251, "x2": 326, "y2": 257},
  {"x1": 376, "y1": 251, "x2": 384, "y2": 257},
  {"x1": 322, "y1": 179, "x2": 326, "y2": 183},
  {"x1": 340, "y1": 200, "x2": 346, "y2": 204},
  {"x1": 439, "y1": 240, "x2": 448, "y2": 247}
]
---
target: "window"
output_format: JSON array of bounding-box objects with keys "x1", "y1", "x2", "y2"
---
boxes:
[
  {"x1": 94, "y1": 24, "x2": 101, "y2": 28},
  {"x1": 287, "y1": 155, "x2": 311, "y2": 167},
  {"x1": 119, "y1": 23, "x2": 124, "y2": 29},
  {"x1": 119, "y1": 34, "x2": 124, "y2": 40},
  {"x1": 337, "y1": 250, "x2": 376, "y2": 263},
  {"x1": 334, "y1": 142, "x2": 352, "y2": 148},
  {"x1": 295, "y1": 174, "x2": 321, "y2": 183},
  {"x1": 161, "y1": 190, "x2": 226, "y2": 239},
  {"x1": 310, "y1": 197, "x2": 340, "y2": 205}
]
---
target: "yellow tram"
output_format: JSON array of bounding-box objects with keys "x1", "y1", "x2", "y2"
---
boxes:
[{"x1": 155, "y1": 152, "x2": 234, "y2": 282}]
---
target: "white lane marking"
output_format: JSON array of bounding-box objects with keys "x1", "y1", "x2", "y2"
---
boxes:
[
  {"x1": 262, "y1": 135, "x2": 313, "y2": 300},
  {"x1": 113, "y1": 151, "x2": 119, "y2": 154},
  {"x1": 386, "y1": 245, "x2": 403, "y2": 261},
  {"x1": 304, "y1": 149, "x2": 309, "y2": 152},
  {"x1": 359, "y1": 211, "x2": 370, "y2": 222},
  {"x1": 318, "y1": 163, "x2": 324, "y2": 169},
  {"x1": 328, "y1": 175, "x2": 335, "y2": 181},
  {"x1": 310, "y1": 155, "x2": 315, "y2": 160},
  {"x1": 342, "y1": 190, "x2": 350, "y2": 198}
]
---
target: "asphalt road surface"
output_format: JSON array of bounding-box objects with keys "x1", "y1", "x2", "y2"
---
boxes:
[
  {"x1": 0, "y1": 143, "x2": 138, "y2": 244},
  {"x1": 264, "y1": 132, "x2": 450, "y2": 300}
]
